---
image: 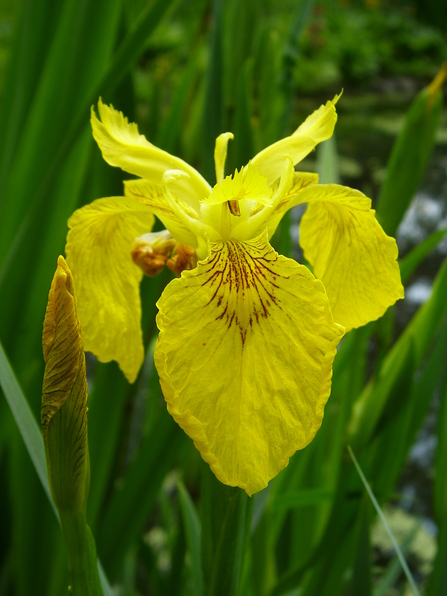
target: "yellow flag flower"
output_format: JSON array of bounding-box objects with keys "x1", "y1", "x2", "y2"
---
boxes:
[{"x1": 65, "y1": 98, "x2": 404, "y2": 495}]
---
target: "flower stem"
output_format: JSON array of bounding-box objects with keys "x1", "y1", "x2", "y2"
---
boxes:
[
  {"x1": 60, "y1": 511, "x2": 103, "y2": 596},
  {"x1": 200, "y1": 462, "x2": 253, "y2": 596}
]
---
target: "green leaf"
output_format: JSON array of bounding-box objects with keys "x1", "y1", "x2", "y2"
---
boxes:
[
  {"x1": 200, "y1": 462, "x2": 253, "y2": 596},
  {"x1": 0, "y1": 340, "x2": 113, "y2": 596},
  {"x1": 202, "y1": 0, "x2": 224, "y2": 183},
  {"x1": 427, "y1": 334, "x2": 447, "y2": 596},
  {"x1": 348, "y1": 496, "x2": 372, "y2": 596},
  {"x1": 96, "y1": 404, "x2": 184, "y2": 572},
  {"x1": 348, "y1": 447, "x2": 420, "y2": 596},
  {"x1": 232, "y1": 59, "x2": 255, "y2": 171},
  {"x1": 347, "y1": 336, "x2": 415, "y2": 451},
  {"x1": 0, "y1": 340, "x2": 54, "y2": 513},
  {"x1": 374, "y1": 523, "x2": 419, "y2": 596},
  {"x1": 376, "y1": 64, "x2": 446, "y2": 237},
  {"x1": 177, "y1": 481, "x2": 203, "y2": 596},
  {"x1": 224, "y1": 0, "x2": 258, "y2": 110},
  {"x1": 399, "y1": 227, "x2": 447, "y2": 284},
  {"x1": 349, "y1": 254, "x2": 447, "y2": 451},
  {"x1": 271, "y1": 489, "x2": 334, "y2": 510},
  {"x1": 317, "y1": 134, "x2": 340, "y2": 185}
]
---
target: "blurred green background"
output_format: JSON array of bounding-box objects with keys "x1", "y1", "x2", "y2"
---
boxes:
[{"x1": 1, "y1": 0, "x2": 447, "y2": 594}]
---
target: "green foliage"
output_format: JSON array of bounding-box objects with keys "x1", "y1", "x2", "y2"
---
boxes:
[
  {"x1": 0, "y1": 0, "x2": 446, "y2": 595},
  {"x1": 291, "y1": 6, "x2": 447, "y2": 93}
]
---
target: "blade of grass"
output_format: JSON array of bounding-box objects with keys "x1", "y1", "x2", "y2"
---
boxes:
[
  {"x1": 374, "y1": 523, "x2": 419, "y2": 596},
  {"x1": 0, "y1": 341, "x2": 53, "y2": 513},
  {"x1": 0, "y1": 340, "x2": 113, "y2": 596},
  {"x1": 0, "y1": 0, "x2": 179, "y2": 290},
  {"x1": 348, "y1": 496, "x2": 372, "y2": 596},
  {"x1": 347, "y1": 446, "x2": 420, "y2": 596},
  {"x1": 376, "y1": 64, "x2": 446, "y2": 237},
  {"x1": 201, "y1": 0, "x2": 224, "y2": 183},
  {"x1": 399, "y1": 227, "x2": 447, "y2": 284},
  {"x1": 200, "y1": 462, "x2": 253, "y2": 596},
  {"x1": 177, "y1": 481, "x2": 203, "y2": 596}
]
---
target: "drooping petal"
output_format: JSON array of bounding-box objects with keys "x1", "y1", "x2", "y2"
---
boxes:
[
  {"x1": 251, "y1": 95, "x2": 340, "y2": 185},
  {"x1": 91, "y1": 99, "x2": 211, "y2": 204},
  {"x1": 298, "y1": 184, "x2": 404, "y2": 330},
  {"x1": 155, "y1": 233, "x2": 345, "y2": 495},
  {"x1": 65, "y1": 197, "x2": 155, "y2": 383}
]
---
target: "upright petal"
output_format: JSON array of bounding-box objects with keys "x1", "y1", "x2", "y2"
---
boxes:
[
  {"x1": 264, "y1": 171, "x2": 319, "y2": 239},
  {"x1": 251, "y1": 96, "x2": 339, "y2": 185},
  {"x1": 91, "y1": 99, "x2": 211, "y2": 204},
  {"x1": 214, "y1": 132, "x2": 234, "y2": 184},
  {"x1": 65, "y1": 197, "x2": 155, "y2": 383},
  {"x1": 298, "y1": 184, "x2": 404, "y2": 330},
  {"x1": 155, "y1": 233, "x2": 344, "y2": 495}
]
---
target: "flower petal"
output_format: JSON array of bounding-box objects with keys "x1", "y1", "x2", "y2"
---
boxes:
[
  {"x1": 298, "y1": 184, "x2": 404, "y2": 330},
  {"x1": 91, "y1": 99, "x2": 211, "y2": 203},
  {"x1": 154, "y1": 233, "x2": 345, "y2": 495},
  {"x1": 214, "y1": 132, "x2": 234, "y2": 184},
  {"x1": 251, "y1": 96, "x2": 339, "y2": 185},
  {"x1": 65, "y1": 197, "x2": 155, "y2": 383},
  {"x1": 264, "y1": 171, "x2": 319, "y2": 238},
  {"x1": 124, "y1": 178, "x2": 199, "y2": 248}
]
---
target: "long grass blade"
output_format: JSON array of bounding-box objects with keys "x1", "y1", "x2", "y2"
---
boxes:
[
  {"x1": 0, "y1": 340, "x2": 113, "y2": 596},
  {"x1": 347, "y1": 446, "x2": 420, "y2": 596},
  {"x1": 0, "y1": 341, "x2": 53, "y2": 512},
  {"x1": 177, "y1": 481, "x2": 203, "y2": 596}
]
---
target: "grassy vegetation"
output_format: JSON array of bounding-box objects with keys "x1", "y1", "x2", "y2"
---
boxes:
[{"x1": 0, "y1": 1, "x2": 446, "y2": 594}]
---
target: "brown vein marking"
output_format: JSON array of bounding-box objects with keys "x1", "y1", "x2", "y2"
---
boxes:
[{"x1": 202, "y1": 239, "x2": 290, "y2": 346}]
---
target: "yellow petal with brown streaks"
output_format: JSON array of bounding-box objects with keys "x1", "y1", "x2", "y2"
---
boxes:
[{"x1": 155, "y1": 233, "x2": 344, "y2": 495}]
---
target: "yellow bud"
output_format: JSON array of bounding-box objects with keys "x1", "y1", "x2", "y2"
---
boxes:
[{"x1": 42, "y1": 256, "x2": 89, "y2": 514}]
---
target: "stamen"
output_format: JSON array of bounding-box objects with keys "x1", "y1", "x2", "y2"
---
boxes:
[{"x1": 228, "y1": 200, "x2": 241, "y2": 217}]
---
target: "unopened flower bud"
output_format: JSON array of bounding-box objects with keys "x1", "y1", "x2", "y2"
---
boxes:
[
  {"x1": 167, "y1": 244, "x2": 197, "y2": 276},
  {"x1": 42, "y1": 256, "x2": 89, "y2": 515},
  {"x1": 131, "y1": 230, "x2": 177, "y2": 277}
]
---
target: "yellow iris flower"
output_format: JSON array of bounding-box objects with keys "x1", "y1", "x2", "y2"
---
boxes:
[{"x1": 65, "y1": 97, "x2": 404, "y2": 495}]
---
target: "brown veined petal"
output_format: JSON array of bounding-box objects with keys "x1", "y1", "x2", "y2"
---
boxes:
[
  {"x1": 65, "y1": 196, "x2": 155, "y2": 383},
  {"x1": 298, "y1": 184, "x2": 404, "y2": 330},
  {"x1": 154, "y1": 233, "x2": 345, "y2": 495}
]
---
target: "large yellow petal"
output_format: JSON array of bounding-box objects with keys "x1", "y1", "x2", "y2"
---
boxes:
[
  {"x1": 65, "y1": 197, "x2": 155, "y2": 383},
  {"x1": 298, "y1": 184, "x2": 404, "y2": 330},
  {"x1": 91, "y1": 99, "x2": 212, "y2": 204},
  {"x1": 154, "y1": 233, "x2": 345, "y2": 495},
  {"x1": 251, "y1": 96, "x2": 339, "y2": 185}
]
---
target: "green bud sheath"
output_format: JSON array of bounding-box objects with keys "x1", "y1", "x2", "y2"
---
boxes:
[
  {"x1": 42, "y1": 255, "x2": 89, "y2": 514},
  {"x1": 42, "y1": 256, "x2": 102, "y2": 595}
]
